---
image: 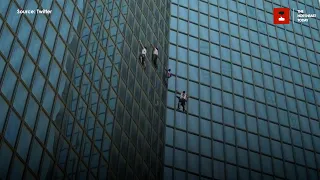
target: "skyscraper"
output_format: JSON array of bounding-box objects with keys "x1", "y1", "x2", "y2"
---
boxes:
[
  {"x1": 0, "y1": 0, "x2": 170, "y2": 179},
  {"x1": 165, "y1": 0, "x2": 320, "y2": 179}
]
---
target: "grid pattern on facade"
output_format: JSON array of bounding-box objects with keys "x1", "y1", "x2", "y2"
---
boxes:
[
  {"x1": 0, "y1": 0, "x2": 170, "y2": 179},
  {"x1": 165, "y1": 0, "x2": 320, "y2": 179}
]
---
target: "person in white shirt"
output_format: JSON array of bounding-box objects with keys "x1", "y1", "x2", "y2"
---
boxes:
[
  {"x1": 177, "y1": 91, "x2": 187, "y2": 112},
  {"x1": 151, "y1": 44, "x2": 158, "y2": 69},
  {"x1": 139, "y1": 40, "x2": 147, "y2": 69}
]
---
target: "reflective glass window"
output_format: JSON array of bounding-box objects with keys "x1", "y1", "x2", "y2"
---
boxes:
[{"x1": 0, "y1": 26, "x2": 14, "y2": 58}]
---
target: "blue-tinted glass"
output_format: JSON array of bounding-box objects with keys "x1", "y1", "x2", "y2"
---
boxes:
[
  {"x1": 273, "y1": 159, "x2": 284, "y2": 178},
  {"x1": 199, "y1": 14, "x2": 208, "y2": 28},
  {"x1": 179, "y1": 6, "x2": 188, "y2": 18},
  {"x1": 177, "y1": 47, "x2": 187, "y2": 63},
  {"x1": 264, "y1": 75, "x2": 274, "y2": 90},
  {"x1": 165, "y1": 146, "x2": 173, "y2": 166},
  {"x1": 54, "y1": 37, "x2": 66, "y2": 64},
  {"x1": 199, "y1": 40, "x2": 209, "y2": 54},
  {"x1": 39, "y1": 48, "x2": 51, "y2": 76},
  {"x1": 188, "y1": 115, "x2": 199, "y2": 134},
  {"x1": 213, "y1": 141, "x2": 224, "y2": 160},
  {"x1": 200, "y1": 118, "x2": 210, "y2": 137},
  {"x1": 244, "y1": 83, "x2": 254, "y2": 99},
  {"x1": 255, "y1": 87, "x2": 265, "y2": 102},
  {"x1": 36, "y1": 111, "x2": 49, "y2": 143},
  {"x1": 302, "y1": 132, "x2": 313, "y2": 150},
  {"x1": 241, "y1": 40, "x2": 250, "y2": 54},
  {"x1": 28, "y1": 32, "x2": 41, "y2": 60},
  {"x1": 213, "y1": 160, "x2": 224, "y2": 180},
  {"x1": 24, "y1": 96, "x2": 39, "y2": 130},
  {"x1": 45, "y1": 24, "x2": 57, "y2": 50},
  {"x1": 28, "y1": 140, "x2": 43, "y2": 174},
  {"x1": 261, "y1": 155, "x2": 273, "y2": 174},
  {"x1": 200, "y1": 156, "x2": 212, "y2": 177},
  {"x1": 189, "y1": 66, "x2": 199, "y2": 82},
  {"x1": 210, "y1": 44, "x2": 220, "y2": 58},
  {"x1": 242, "y1": 54, "x2": 251, "y2": 68},
  {"x1": 199, "y1": 54, "x2": 209, "y2": 69},
  {"x1": 248, "y1": 133, "x2": 259, "y2": 151},
  {"x1": 221, "y1": 61, "x2": 231, "y2": 77},
  {"x1": 166, "y1": 127, "x2": 173, "y2": 146},
  {"x1": 188, "y1": 134, "x2": 199, "y2": 153},
  {"x1": 1, "y1": 67, "x2": 17, "y2": 101},
  {"x1": 225, "y1": 126, "x2": 235, "y2": 145},
  {"x1": 230, "y1": 36, "x2": 240, "y2": 51},
  {"x1": 266, "y1": 90, "x2": 276, "y2": 106},
  {"x1": 167, "y1": 93, "x2": 175, "y2": 108},
  {"x1": 283, "y1": 143, "x2": 294, "y2": 161},
  {"x1": 48, "y1": 60, "x2": 60, "y2": 88},
  {"x1": 188, "y1": 153, "x2": 199, "y2": 174},
  {"x1": 10, "y1": 41, "x2": 25, "y2": 73},
  {"x1": 250, "y1": 151, "x2": 261, "y2": 171},
  {"x1": 17, "y1": 125, "x2": 32, "y2": 161},
  {"x1": 65, "y1": 0, "x2": 77, "y2": 14},
  {"x1": 10, "y1": 156, "x2": 24, "y2": 180},
  {"x1": 294, "y1": 147, "x2": 306, "y2": 166},
  {"x1": 285, "y1": 162, "x2": 297, "y2": 180},
  {"x1": 236, "y1": 129, "x2": 247, "y2": 148},
  {"x1": 245, "y1": 99, "x2": 256, "y2": 116},
  {"x1": 280, "y1": 126, "x2": 292, "y2": 144},
  {"x1": 7, "y1": 2, "x2": 20, "y2": 31},
  {"x1": 200, "y1": 69, "x2": 210, "y2": 85},
  {"x1": 178, "y1": 33, "x2": 187, "y2": 47},
  {"x1": 42, "y1": 84, "x2": 55, "y2": 114},
  {"x1": 0, "y1": 26, "x2": 14, "y2": 58},
  {"x1": 229, "y1": 24, "x2": 239, "y2": 37},
  {"x1": 175, "y1": 130, "x2": 186, "y2": 149},
  {"x1": 200, "y1": 84, "x2": 210, "y2": 101},
  {"x1": 200, "y1": 137, "x2": 211, "y2": 157},
  {"x1": 0, "y1": 56, "x2": 5, "y2": 77},
  {"x1": 0, "y1": 95, "x2": 9, "y2": 132},
  {"x1": 13, "y1": 82, "x2": 28, "y2": 115},
  {"x1": 51, "y1": 3, "x2": 62, "y2": 27},
  {"x1": 5, "y1": 111, "x2": 21, "y2": 146},
  {"x1": 176, "y1": 111, "x2": 186, "y2": 130},
  {"x1": 20, "y1": 56, "x2": 34, "y2": 87},
  {"x1": 256, "y1": 103, "x2": 267, "y2": 119},
  {"x1": 271, "y1": 140, "x2": 282, "y2": 158},
  {"x1": 188, "y1": 51, "x2": 198, "y2": 66},
  {"x1": 212, "y1": 122, "x2": 223, "y2": 141},
  {"x1": 189, "y1": 23, "x2": 198, "y2": 37},
  {"x1": 223, "y1": 91, "x2": 233, "y2": 109},
  {"x1": 287, "y1": 97, "x2": 297, "y2": 113},
  {"x1": 174, "y1": 149, "x2": 186, "y2": 169},
  {"x1": 269, "y1": 122, "x2": 280, "y2": 140},
  {"x1": 0, "y1": 142, "x2": 13, "y2": 179},
  {"x1": 305, "y1": 150, "x2": 316, "y2": 168},
  {"x1": 235, "y1": 112, "x2": 246, "y2": 130},
  {"x1": 32, "y1": 71, "x2": 45, "y2": 101}
]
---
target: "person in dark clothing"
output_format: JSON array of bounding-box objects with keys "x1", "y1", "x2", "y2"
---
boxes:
[
  {"x1": 177, "y1": 91, "x2": 187, "y2": 112},
  {"x1": 139, "y1": 40, "x2": 147, "y2": 69},
  {"x1": 151, "y1": 44, "x2": 158, "y2": 69}
]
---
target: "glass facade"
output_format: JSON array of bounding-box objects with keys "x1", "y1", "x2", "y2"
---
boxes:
[
  {"x1": 165, "y1": 0, "x2": 320, "y2": 179},
  {"x1": 0, "y1": 0, "x2": 170, "y2": 179}
]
